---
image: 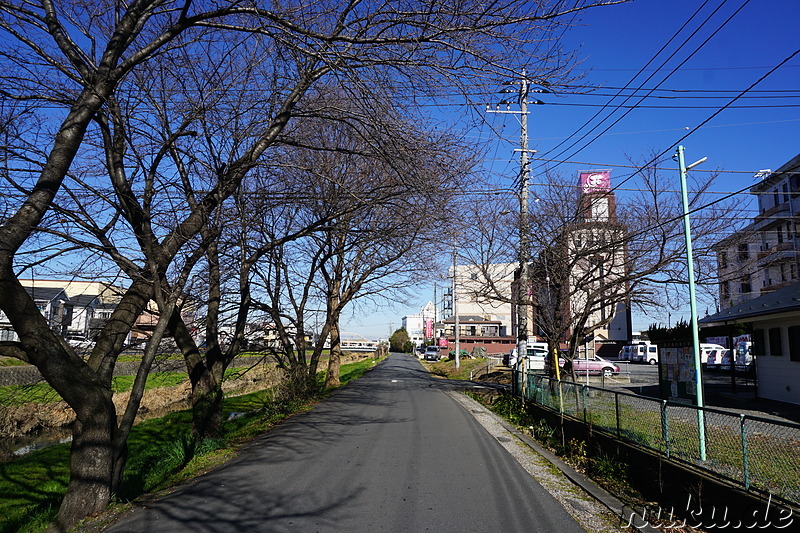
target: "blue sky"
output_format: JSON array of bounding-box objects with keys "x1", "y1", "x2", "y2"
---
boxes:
[{"x1": 342, "y1": 0, "x2": 800, "y2": 340}]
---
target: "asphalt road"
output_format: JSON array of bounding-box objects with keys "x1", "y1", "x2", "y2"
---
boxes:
[{"x1": 108, "y1": 352, "x2": 585, "y2": 532}]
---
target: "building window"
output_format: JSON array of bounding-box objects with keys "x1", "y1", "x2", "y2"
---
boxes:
[
  {"x1": 721, "y1": 281, "x2": 729, "y2": 299},
  {"x1": 769, "y1": 327, "x2": 782, "y2": 356},
  {"x1": 777, "y1": 225, "x2": 783, "y2": 244},
  {"x1": 470, "y1": 273, "x2": 478, "y2": 281},
  {"x1": 789, "y1": 326, "x2": 800, "y2": 362},
  {"x1": 753, "y1": 329, "x2": 765, "y2": 356},
  {"x1": 738, "y1": 243, "x2": 749, "y2": 262},
  {"x1": 740, "y1": 280, "x2": 751, "y2": 294},
  {"x1": 719, "y1": 251, "x2": 727, "y2": 269},
  {"x1": 783, "y1": 183, "x2": 789, "y2": 203}
]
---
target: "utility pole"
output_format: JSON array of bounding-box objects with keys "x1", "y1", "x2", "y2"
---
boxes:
[
  {"x1": 517, "y1": 71, "x2": 531, "y2": 369},
  {"x1": 675, "y1": 145, "x2": 708, "y2": 462},
  {"x1": 433, "y1": 282, "x2": 438, "y2": 342},
  {"x1": 486, "y1": 69, "x2": 547, "y2": 373},
  {"x1": 452, "y1": 240, "x2": 460, "y2": 369}
]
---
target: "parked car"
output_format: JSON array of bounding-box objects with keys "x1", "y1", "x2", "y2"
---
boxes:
[
  {"x1": 66, "y1": 335, "x2": 94, "y2": 353},
  {"x1": 699, "y1": 343, "x2": 726, "y2": 364},
  {"x1": 720, "y1": 348, "x2": 754, "y2": 372},
  {"x1": 415, "y1": 345, "x2": 426, "y2": 359},
  {"x1": 509, "y1": 347, "x2": 547, "y2": 370},
  {"x1": 618, "y1": 345, "x2": 633, "y2": 361},
  {"x1": 424, "y1": 346, "x2": 441, "y2": 361},
  {"x1": 561, "y1": 355, "x2": 620, "y2": 377},
  {"x1": 622, "y1": 342, "x2": 658, "y2": 364},
  {"x1": 706, "y1": 348, "x2": 728, "y2": 369}
]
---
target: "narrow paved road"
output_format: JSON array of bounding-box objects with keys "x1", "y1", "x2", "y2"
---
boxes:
[{"x1": 108, "y1": 353, "x2": 584, "y2": 532}]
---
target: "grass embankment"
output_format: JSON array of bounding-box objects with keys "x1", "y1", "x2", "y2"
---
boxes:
[
  {"x1": 423, "y1": 356, "x2": 494, "y2": 380},
  {"x1": 528, "y1": 383, "x2": 800, "y2": 505},
  {"x1": 0, "y1": 373, "x2": 189, "y2": 406},
  {"x1": 0, "y1": 355, "x2": 382, "y2": 533}
]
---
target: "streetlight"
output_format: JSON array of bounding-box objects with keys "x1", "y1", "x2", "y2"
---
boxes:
[{"x1": 675, "y1": 145, "x2": 708, "y2": 461}]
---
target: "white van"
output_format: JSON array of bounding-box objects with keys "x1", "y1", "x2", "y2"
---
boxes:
[
  {"x1": 509, "y1": 342, "x2": 549, "y2": 370},
  {"x1": 618, "y1": 345, "x2": 634, "y2": 361},
  {"x1": 641, "y1": 344, "x2": 659, "y2": 364},
  {"x1": 625, "y1": 342, "x2": 658, "y2": 364},
  {"x1": 700, "y1": 343, "x2": 726, "y2": 364}
]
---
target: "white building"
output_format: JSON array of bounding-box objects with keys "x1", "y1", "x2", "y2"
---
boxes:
[
  {"x1": 441, "y1": 263, "x2": 514, "y2": 337},
  {"x1": 700, "y1": 281, "x2": 800, "y2": 406},
  {"x1": 714, "y1": 153, "x2": 800, "y2": 310},
  {"x1": 402, "y1": 301, "x2": 437, "y2": 346}
]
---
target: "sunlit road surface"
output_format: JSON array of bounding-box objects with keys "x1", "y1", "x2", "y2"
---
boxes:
[{"x1": 109, "y1": 352, "x2": 584, "y2": 532}]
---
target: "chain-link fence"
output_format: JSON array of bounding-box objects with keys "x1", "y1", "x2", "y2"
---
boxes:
[{"x1": 519, "y1": 371, "x2": 800, "y2": 507}]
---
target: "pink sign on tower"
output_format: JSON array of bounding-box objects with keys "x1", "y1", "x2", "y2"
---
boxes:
[{"x1": 579, "y1": 170, "x2": 611, "y2": 194}]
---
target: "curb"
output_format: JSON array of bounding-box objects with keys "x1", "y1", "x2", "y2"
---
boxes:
[{"x1": 456, "y1": 387, "x2": 659, "y2": 533}]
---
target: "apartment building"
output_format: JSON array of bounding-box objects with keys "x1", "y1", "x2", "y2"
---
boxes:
[
  {"x1": 440, "y1": 262, "x2": 514, "y2": 337},
  {"x1": 402, "y1": 301, "x2": 437, "y2": 346},
  {"x1": 715, "y1": 153, "x2": 800, "y2": 309}
]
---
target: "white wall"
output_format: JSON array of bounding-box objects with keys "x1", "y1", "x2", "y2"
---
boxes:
[
  {"x1": 447, "y1": 263, "x2": 514, "y2": 333},
  {"x1": 752, "y1": 316, "x2": 800, "y2": 405}
]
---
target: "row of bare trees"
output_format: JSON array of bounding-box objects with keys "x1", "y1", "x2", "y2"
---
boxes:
[{"x1": 0, "y1": 0, "x2": 620, "y2": 527}]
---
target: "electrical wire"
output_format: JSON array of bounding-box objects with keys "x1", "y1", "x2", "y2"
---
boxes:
[{"x1": 537, "y1": 0, "x2": 754, "y2": 174}]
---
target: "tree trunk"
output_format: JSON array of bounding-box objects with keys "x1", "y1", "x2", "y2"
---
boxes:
[
  {"x1": 191, "y1": 368, "x2": 224, "y2": 438},
  {"x1": 54, "y1": 401, "x2": 116, "y2": 531},
  {"x1": 169, "y1": 313, "x2": 225, "y2": 439},
  {"x1": 325, "y1": 318, "x2": 342, "y2": 389}
]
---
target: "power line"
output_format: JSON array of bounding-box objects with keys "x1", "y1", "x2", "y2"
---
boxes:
[
  {"x1": 582, "y1": 64, "x2": 800, "y2": 72},
  {"x1": 546, "y1": 101, "x2": 800, "y2": 109},
  {"x1": 537, "y1": 0, "x2": 753, "y2": 174},
  {"x1": 560, "y1": 85, "x2": 800, "y2": 95},
  {"x1": 556, "y1": 91, "x2": 800, "y2": 100}
]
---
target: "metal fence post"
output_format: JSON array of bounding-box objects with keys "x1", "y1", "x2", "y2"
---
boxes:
[
  {"x1": 661, "y1": 400, "x2": 670, "y2": 459},
  {"x1": 740, "y1": 414, "x2": 750, "y2": 490},
  {"x1": 615, "y1": 391, "x2": 621, "y2": 438},
  {"x1": 582, "y1": 384, "x2": 588, "y2": 423},
  {"x1": 526, "y1": 370, "x2": 532, "y2": 400}
]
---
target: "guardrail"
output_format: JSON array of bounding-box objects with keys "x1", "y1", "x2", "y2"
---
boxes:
[
  {"x1": 469, "y1": 356, "x2": 503, "y2": 380},
  {"x1": 515, "y1": 371, "x2": 800, "y2": 508}
]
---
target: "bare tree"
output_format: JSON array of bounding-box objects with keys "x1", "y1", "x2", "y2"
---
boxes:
[
  {"x1": 460, "y1": 158, "x2": 740, "y2": 379},
  {"x1": 250, "y1": 101, "x2": 471, "y2": 390},
  {"x1": 0, "y1": 3, "x2": 275, "y2": 526}
]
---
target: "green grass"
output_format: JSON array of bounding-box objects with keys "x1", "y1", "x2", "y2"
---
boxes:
[
  {"x1": 0, "y1": 383, "x2": 64, "y2": 406},
  {"x1": 526, "y1": 381, "x2": 800, "y2": 506},
  {"x1": 0, "y1": 372, "x2": 189, "y2": 406},
  {"x1": 0, "y1": 355, "x2": 383, "y2": 533},
  {"x1": 117, "y1": 352, "x2": 273, "y2": 363},
  {"x1": 338, "y1": 356, "x2": 381, "y2": 383},
  {"x1": 424, "y1": 357, "x2": 490, "y2": 380}
]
